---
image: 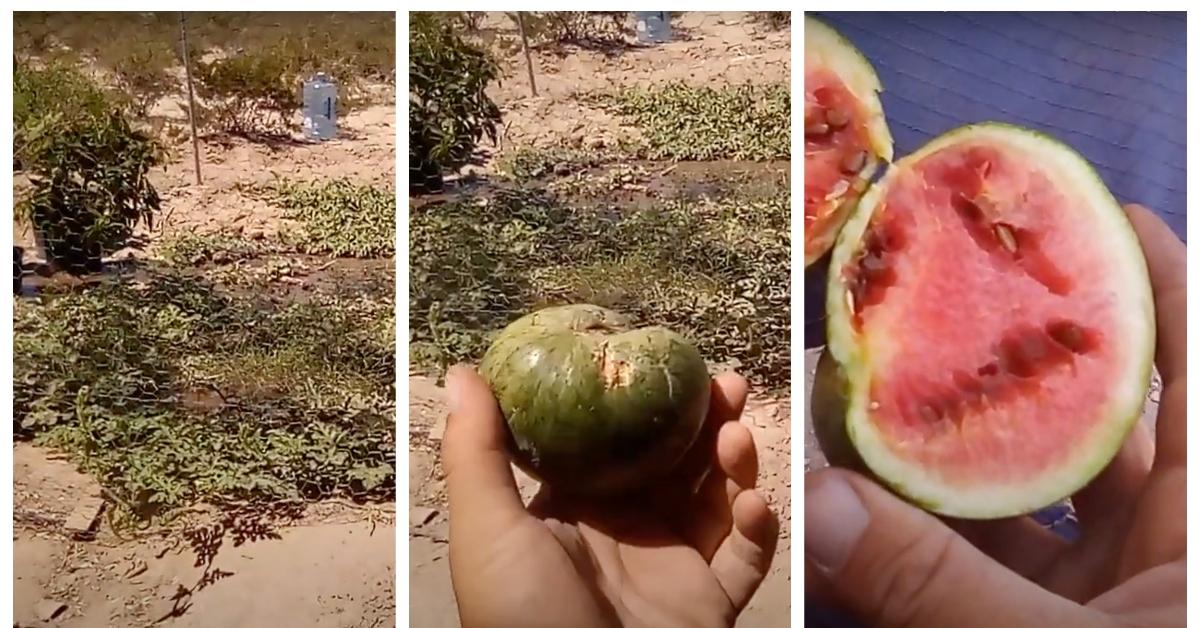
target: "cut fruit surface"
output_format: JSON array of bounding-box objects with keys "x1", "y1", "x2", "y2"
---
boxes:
[
  {"x1": 816, "y1": 123, "x2": 1155, "y2": 519},
  {"x1": 805, "y1": 16, "x2": 893, "y2": 266}
]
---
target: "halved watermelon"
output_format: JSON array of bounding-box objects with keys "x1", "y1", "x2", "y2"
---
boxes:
[
  {"x1": 813, "y1": 123, "x2": 1156, "y2": 519},
  {"x1": 805, "y1": 16, "x2": 893, "y2": 266}
]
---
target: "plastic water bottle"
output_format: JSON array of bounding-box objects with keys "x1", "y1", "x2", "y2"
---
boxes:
[
  {"x1": 302, "y1": 73, "x2": 338, "y2": 141},
  {"x1": 634, "y1": 12, "x2": 671, "y2": 44}
]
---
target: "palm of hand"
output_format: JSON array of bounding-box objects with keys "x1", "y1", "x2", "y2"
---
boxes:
[{"x1": 445, "y1": 371, "x2": 778, "y2": 628}]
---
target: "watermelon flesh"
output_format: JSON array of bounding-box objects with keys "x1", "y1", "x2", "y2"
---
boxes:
[
  {"x1": 805, "y1": 70, "x2": 873, "y2": 262},
  {"x1": 816, "y1": 124, "x2": 1155, "y2": 519},
  {"x1": 804, "y1": 17, "x2": 893, "y2": 267}
]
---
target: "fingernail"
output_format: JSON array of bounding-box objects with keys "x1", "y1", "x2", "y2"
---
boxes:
[
  {"x1": 445, "y1": 365, "x2": 467, "y2": 414},
  {"x1": 806, "y1": 472, "x2": 869, "y2": 574}
]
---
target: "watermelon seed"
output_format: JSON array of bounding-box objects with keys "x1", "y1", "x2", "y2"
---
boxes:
[
  {"x1": 840, "y1": 150, "x2": 868, "y2": 175},
  {"x1": 1047, "y1": 320, "x2": 1090, "y2": 354},
  {"x1": 826, "y1": 106, "x2": 851, "y2": 129},
  {"x1": 806, "y1": 121, "x2": 830, "y2": 137},
  {"x1": 825, "y1": 179, "x2": 851, "y2": 201},
  {"x1": 869, "y1": 401, "x2": 880, "y2": 410},
  {"x1": 845, "y1": 288, "x2": 857, "y2": 316},
  {"x1": 952, "y1": 193, "x2": 985, "y2": 223},
  {"x1": 994, "y1": 223, "x2": 1018, "y2": 253}
]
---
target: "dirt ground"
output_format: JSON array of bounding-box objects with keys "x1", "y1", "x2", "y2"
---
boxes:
[
  {"x1": 409, "y1": 12, "x2": 793, "y2": 628},
  {"x1": 14, "y1": 74, "x2": 397, "y2": 628},
  {"x1": 13, "y1": 444, "x2": 395, "y2": 628},
  {"x1": 462, "y1": 11, "x2": 789, "y2": 176}
]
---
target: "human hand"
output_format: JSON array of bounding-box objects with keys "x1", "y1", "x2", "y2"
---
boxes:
[
  {"x1": 443, "y1": 366, "x2": 779, "y2": 628},
  {"x1": 805, "y1": 203, "x2": 1185, "y2": 627}
]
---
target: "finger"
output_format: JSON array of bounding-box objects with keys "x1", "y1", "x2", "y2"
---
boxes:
[
  {"x1": 1124, "y1": 204, "x2": 1186, "y2": 386},
  {"x1": 710, "y1": 489, "x2": 778, "y2": 611},
  {"x1": 679, "y1": 420, "x2": 759, "y2": 559},
  {"x1": 806, "y1": 469, "x2": 1102, "y2": 627},
  {"x1": 1072, "y1": 420, "x2": 1154, "y2": 524},
  {"x1": 945, "y1": 516, "x2": 1068, "y2": 580},
  {"x1": 663, "y1": 371, "x2": 748, "y2": 496},
  {"x1": 673, "y1": 374, "x2": 752, "y2": 558},
  {"x1": 441, "y1": 365, "x2": 530, "y2": 533},
  {"x1": 718, "y1": 420, "x2": 758, "y2": 490}
]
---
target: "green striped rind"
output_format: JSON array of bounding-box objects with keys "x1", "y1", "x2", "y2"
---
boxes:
[
  {"x1": 804, "y1": 15, "x2": 894, "y2": 266},
  {"x1": 480, "y1": 304, "x2": 710, "y2": 496},
  {"x1": 817, "y1": 122, "x2": 1156, "y2": 519}
]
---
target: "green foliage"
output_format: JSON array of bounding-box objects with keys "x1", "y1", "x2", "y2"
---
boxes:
[
  {"x1": 274, "y1": 179, "x2": 395, "y2": 258},
  {"x1": 409, "y1": 12, "x2": 502, "y2": 179},
  {"x1": 602, "y1": 82, "x2": 791, "y2": 161},
  {"x1": 752, "y1": 12, "x2": 791, "y2": 30},
  {"x1": 15, "y1": 61, "x2": 162, "y2": 274},
  {"x1": 106, "y1": 39, "x2": 178, "y2": 116},
  {"x1": 410, "y1": 187, "x2": 790, "y2": 388},
  {"x1": 159, "y1": 231, "x2": 265, "y2": 266},
  {"x1": 193, "y1": 47, "x2": 301, "y2": 137},
  {"x1": 495, "y1": 145, "x2": 605, "y2": 182},
  {"x1": 513, "y1": 12, "x2": 629, "y2": 47},
  {"x1": 13, "y1": 272, "x2": 395, "y2": 522}
]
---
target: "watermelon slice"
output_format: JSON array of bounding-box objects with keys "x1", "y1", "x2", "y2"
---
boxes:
[
  {"x1": 805, "y1": 16, "x2": 893, "y2": 266},
  {"x1": 813, "y1": 123, "x2": 1156, "y2": 519}
]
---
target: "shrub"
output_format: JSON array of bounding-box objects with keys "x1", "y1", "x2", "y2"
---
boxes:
[
  {"x1": 193, "y1": 46, "x2": 301, "y2": 137},
  {"x1": 409, "y1": 12, "x2": 501, "y2": 188},
  {"x1": 275, "y1": 179, "x2": 395, "y2": 258},
  {"x1": 15, "y1": 61, "x2": 162, "y2": 274},
  {"x1": 514, "y1": 12, "x2": 630, "y2": 47},
  {"x1": 105, "y1": 40, "x2": 178, "y2": 117},
  {"x1": 753, "y1": 12, "x2": 791, "y2": 30}
]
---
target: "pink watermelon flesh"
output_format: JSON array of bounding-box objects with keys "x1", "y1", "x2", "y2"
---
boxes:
[
  {"x1": 805, "y1": 68, "x2": 873, "y2": 263},
  {"x1": 847, "y1": 142, "x2": 1125, "y2": 489}
]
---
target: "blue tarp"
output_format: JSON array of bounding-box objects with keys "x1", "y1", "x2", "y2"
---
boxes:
[{"x1": 805, "y1": 11, "x2": 1187, "y2": 348}]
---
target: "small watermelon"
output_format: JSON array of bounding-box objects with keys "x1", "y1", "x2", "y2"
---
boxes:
[
  {"x1": 813, "y1": 123, "x2": 1156, "y2": 519},
  {"x1": 481, "y1": 305, "x2": 711, "y2": 496},
  {"x1": 805, "y1": 16, "x2": 894, "y2": 266}
]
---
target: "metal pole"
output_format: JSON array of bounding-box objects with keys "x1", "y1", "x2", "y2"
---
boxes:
[
  {"x1": 179, "y1": 13, "x2": 202, "y2": 185},
  {"x1": 516, "y1": 13, "x2": 538, "y2": 97}
]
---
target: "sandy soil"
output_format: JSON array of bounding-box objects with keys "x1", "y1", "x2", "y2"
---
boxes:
[
  {"x1": 465, "y1": 11, "x2": 790, "y2": 172},
  {"x1": 13, "y1": 444, "x2": 395, "y2": 628}
]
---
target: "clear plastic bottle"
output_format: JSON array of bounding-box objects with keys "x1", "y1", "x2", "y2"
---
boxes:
[
  {"x1": 634, "y1": 12, "x2": 671, "y2": 44},
  {"x1": 302, "y1": 72, "x2": 338, "y2": 141}
]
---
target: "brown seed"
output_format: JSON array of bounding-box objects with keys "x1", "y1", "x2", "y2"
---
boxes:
[
  {"x1": 994, "y1": 223, "x2": 1018, "y2": 252},
  {"x1": 1047, "y1": 320, "x2": 1088, "y2": 353},
  {"x1": 840, "y1": 150, "x2": 868, "y2": 175},
  {"x1": 826, "y1": 106, "x2": 851, "y2": 129},
  {"x1": 806, "y1": 121, "x2": 830, "y2": 138}
]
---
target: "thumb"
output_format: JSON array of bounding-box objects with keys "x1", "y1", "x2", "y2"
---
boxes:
[
  {"x1": 805, "y1": 469, "x2": 1103, "y2": 628},
  {"x1": 442, "y1": 365, "x2": 529, "y2": 534}
]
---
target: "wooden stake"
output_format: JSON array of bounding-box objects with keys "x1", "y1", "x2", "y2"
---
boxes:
[
  {"x1": 179, "y1": 13, "x2": 202, "y2": 185},
  {"x1": 516, "y1": 12, "x2": 538, "y2": 97}
]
